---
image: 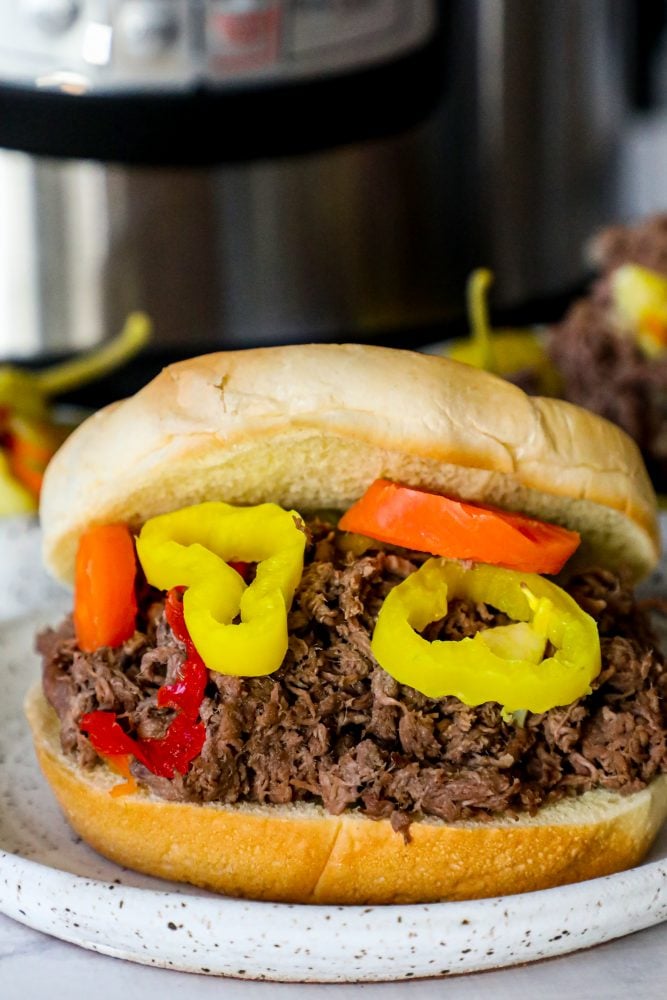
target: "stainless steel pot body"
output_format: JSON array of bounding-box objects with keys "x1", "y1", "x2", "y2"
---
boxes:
[
  {"x1": 0, "y1": 120, "x2": 457, "y2": 357},
  {"x1": 0, "y1": 0, "x2": 632, "y2": 359}
]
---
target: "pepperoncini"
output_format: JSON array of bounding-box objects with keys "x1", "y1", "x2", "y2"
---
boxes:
[
  {"x1": 0, "y1": 312, "x2": 151, "y2": 515},
  {"x1": 610, "y1": 263, "x2": 667, "y2": 356},
  {"x1": 446, "y1": 269, "x2": 562, "y2": 395},
  {"x1": 0, "y1": 450, "x2": 34, "y2": 515},
  {"x1": 371, "y1": 558, "x2": 600, "y2": 714},
  {"x1": 136, "y1": 501, "x2": 306, "y2": 677}
]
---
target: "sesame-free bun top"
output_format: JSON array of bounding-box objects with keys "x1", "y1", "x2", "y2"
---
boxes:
[{"x1": 40, "y1": 343, "x2": 659, "y2": 584}]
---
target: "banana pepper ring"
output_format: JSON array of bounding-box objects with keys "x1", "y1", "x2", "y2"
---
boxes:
[
  {"x1": 136, "y1": 502, "x2": 306, "y2": 676},
  {"x1": 371, "y1": 558, "x2": 601, "y2": 714}
]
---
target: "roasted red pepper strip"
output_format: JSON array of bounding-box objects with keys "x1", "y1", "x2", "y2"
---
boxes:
[
  {"x1": 141, "y1": 712, "x2": 206, "y2": 779},
  {"x1": 79, "y1": 566, "x2": 247, "y2": 780},
  {"x1": 228, "y1": 560, "x2": 250, "y2": 580},
  {"x1": 80, "y1": 710, "x2": 205, "y2": 779},
  {"x1": 157, "y1": 658, "x2": 207, "y2": 721},
  {"x1": 164, "y1": 586, "x2": 189, "y2": 644},
  {"x1": 80, "y1": 587, "x2": 209, "y2": 778},
  {"x1": 79, "y1": 711, "x2": 148, "y2": 764},
  {"x1": 160, "y1": 587, "x2": 208, "y2": 720}
]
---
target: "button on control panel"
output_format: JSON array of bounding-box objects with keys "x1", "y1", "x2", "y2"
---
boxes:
[
  {"x1": 116, "y1": 1, "x2": 182, "y2": 60},
  {"x1": 0, "y1": 0, "x2": 435, "y2": 92},
  {"x1": 21, "y1": 0, "x2": 81, "y2": 36},
  {"x1": 206, "y1": 1, "x2": 282, "y2": 74}
]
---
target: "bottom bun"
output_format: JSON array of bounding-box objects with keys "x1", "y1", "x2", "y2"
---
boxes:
[{"x1": 25, "y1": 683, "x2": 667, "y2": 905}]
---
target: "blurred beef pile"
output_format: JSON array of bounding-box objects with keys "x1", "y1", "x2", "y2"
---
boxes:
[{"x1": 547, "y1": 215, "x2": 667, "y2": 493}]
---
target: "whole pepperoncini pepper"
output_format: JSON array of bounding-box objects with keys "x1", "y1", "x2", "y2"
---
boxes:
[
  {"x1": 136, "y1": 501, "x2": 306, "y2": 677},
  {"x1": 446, "y1": 269, "x2": 562, "y2": 395},
  {"x1": 371, "y1": 558, "x2": 600, "y2": 714},
  {"x1": 0, "y1": 312, "x2": 151, "y2": 514}
]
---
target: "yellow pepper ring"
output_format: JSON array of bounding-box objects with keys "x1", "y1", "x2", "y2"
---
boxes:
[
  {"x1": 136, "y1": 502, "x2": 306, "y2": 676},
  {"x1": 371, "y1": 558, "x2": 601, "y2": 714}
]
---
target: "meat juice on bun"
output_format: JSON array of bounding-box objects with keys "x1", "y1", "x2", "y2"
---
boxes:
[{"x1": 26, "y1": 344, "x2": 667, "y2": 904}]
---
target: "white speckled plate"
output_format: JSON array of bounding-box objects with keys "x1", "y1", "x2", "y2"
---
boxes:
[{"x1": 1, "y1": 562, "x2": 667, "y2": 982}]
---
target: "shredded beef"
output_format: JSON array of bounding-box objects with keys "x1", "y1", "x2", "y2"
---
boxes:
[
  {"x1": 545, "y1": 214, "x2": 667, "y2": 491},
  {"x1": 546, "y1": 297, "x2": 667, "y2": 489},
  {"x1": 37, "y1": 521, "x2": 667, "y2": 832},
  {"x1": 586, "y1": 212, "x2": 667, "y2": 277},
  {"x1": 38, "y1": 599, "x2": 185, "y2": 765}
]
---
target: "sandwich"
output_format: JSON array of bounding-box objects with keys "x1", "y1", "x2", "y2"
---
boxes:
[
  {"x1": 25, "y1": 343, "x2": 667, "y2": 905},
  {"x1": 547, "y1": 213, "x2": 667, "y2": 492}
]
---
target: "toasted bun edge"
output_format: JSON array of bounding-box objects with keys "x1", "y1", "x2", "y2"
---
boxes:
[{"x1": 25, "y1": 683, "x2": 667, "y2": 905}]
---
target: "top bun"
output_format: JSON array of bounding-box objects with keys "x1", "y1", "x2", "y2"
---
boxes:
[{"x1": 40, "y1": 343, "x2": 659, "y2": 584}]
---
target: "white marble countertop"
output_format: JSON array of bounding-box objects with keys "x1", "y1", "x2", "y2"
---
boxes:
[{"x1": 2, "y1": 911, "x2": 667, "y2": 999}]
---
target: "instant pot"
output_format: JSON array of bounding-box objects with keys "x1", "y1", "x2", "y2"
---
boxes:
[{"x1": 0, "y1": 1, "x2": 637, "y2": 362}]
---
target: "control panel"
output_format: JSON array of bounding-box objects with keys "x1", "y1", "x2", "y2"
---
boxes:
[{"x1": 0, "y1": 0, "x2": 436, "y2": 92}]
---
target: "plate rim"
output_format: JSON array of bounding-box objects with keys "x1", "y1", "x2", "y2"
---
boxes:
[{"x1": 2, "y1": 595, "x2": 667, "y2": 982}]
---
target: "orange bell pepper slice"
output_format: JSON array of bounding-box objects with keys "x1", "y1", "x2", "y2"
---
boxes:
[
  {"x1": 338, "y1": 480, "x2": 580, "y2": 575},
  {"x1": 74, "y1": 524, "x2": 138, "y2": 652}
]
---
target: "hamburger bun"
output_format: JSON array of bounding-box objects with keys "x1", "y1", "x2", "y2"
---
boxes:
[
  {"x1": 29, "y1": 344, "x2": 666, "y2": 904},
  {"x1": 40, "y1": 343, "x2": 658, "y2": 584},
  {"x1": 25, "y1": 684, "x2": 667, "y2": 904}
]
